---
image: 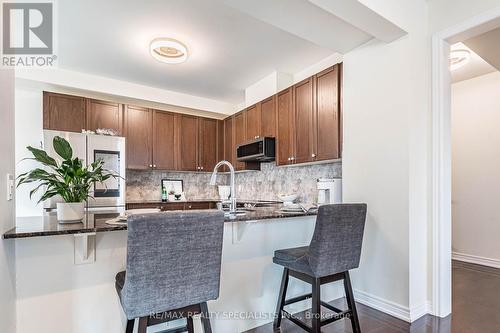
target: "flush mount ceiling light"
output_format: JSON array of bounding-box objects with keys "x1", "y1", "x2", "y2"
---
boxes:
[
  {"x1": 150, "y1": 38, "x2": 188, "y2": 64},
  {"x1": 450, "y1": 49, "x2": 471, "y2": 71}
]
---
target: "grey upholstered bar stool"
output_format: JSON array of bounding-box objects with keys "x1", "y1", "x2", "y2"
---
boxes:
[
  {"x1": 273, "y1": 204, "x2": 367, "y2": 333},
  {"x1": 115, "y1": 210, "x2": 225, "y2": 333}
]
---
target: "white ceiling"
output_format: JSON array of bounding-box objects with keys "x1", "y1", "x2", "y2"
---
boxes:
[
  {"x1": 55, "y1": 0, "x2": 400, "y2": 105},
  {"x1": 464, "y1": 27, "x2": 500, "y2": 72},
  {"x1": 451, "y1": 42, "x2": 496, "y2": 83}
]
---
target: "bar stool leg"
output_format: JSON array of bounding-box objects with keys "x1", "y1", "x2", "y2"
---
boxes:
[
  {"x1": 186, "y1": 316, "x2": 194, "y2": 333},
  {"x1": 200, "y1": 302, "x2": 212, "y2": 333},
  {"x1": 273, "y1": 268, "x2": 289, "y2": 330},
  {"x1": 311, "y1": 277, "x2": 321, "y2": 333},
  {"x1": 137, "y1": 317, "x2": 148, "y2": 333},
  {"x1": 343, "y1": 271, "x2": 361, "y2": 333},
  {"x1": 125, "y1": 319, "x2": 134, "y2": 333}
]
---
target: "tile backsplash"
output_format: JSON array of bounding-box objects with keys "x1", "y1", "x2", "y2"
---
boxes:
[{"x1": 126, "y1": 161, "x2": 342, "y2": 203}]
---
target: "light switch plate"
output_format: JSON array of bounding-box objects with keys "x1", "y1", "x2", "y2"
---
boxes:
[{"x1": 6, "y1": 174, "x2": 14, "y2": 201}]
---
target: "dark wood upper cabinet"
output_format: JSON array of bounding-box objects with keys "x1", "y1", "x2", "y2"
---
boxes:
[
  {"x1": 43, "y1": 92, "x2": 86, "y2": 133},
  {"x1": 198, "y1": 117, "x2": 218, "y2": 171},
  {"x1": 124, "y1": 105, "x2": 152, "y2": 170},
  {"x1": 177, "y1": 114, "x2": 199, "y2": 172},
  {"x1": 314, "y1": 65, "x2": 340, "y2": 161},
  {"x1": 276, "y1": 88, "x2": 294, "y2": 166},
  {"x1": 152, "y1": 110, "x2": 176, "y2": 170},
  {"x1": 234, "y1": 112, "x2": 247, "y2": 170},
  {"x1": 86, "y1": 99, "x2": 123, "y2": 135},
  {"x1": 245, "y1": 104, "x2": 261, "y2": 140},
  {"x1": 224, "y1": 116, "x2": 234, "y2": 167},
  {"x1": 293, "y1": 77, "x2": 315, "y2": 164},
  {"x1": 217, "y1": 120, "x2": 225, "y2": 164},
  {"x1": 260, "y1": 96, "x2": 276, "y2": 138}
]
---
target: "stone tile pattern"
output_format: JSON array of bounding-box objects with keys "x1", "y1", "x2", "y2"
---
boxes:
[{"x1": 126, "y1": 162, "x2": 342, "y2": 203}]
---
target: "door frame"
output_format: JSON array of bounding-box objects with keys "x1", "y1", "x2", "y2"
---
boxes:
[{"x1": 431, "y1": 5, "x2": 500, "y2": 318}]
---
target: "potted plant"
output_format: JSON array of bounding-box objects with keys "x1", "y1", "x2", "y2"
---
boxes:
[{"x1": 17, "y1": 136, "x2": 120, "y2": 223}]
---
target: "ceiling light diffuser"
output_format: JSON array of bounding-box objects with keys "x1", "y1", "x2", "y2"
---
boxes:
[
  {"x1": 150, "y1": 38, "x2": 188, "y2": 64},
  {"x1": 450, "y1": 49, "x2": 471, "y2": 71}
]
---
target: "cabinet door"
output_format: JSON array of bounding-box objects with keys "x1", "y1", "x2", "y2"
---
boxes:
[
  {"x1": 276, "y1": 88, "x2": 294, "y2": 166},
  {"x1": 86, "y1": 99, "x2": 123, "y2": 135},
  {"x1": 314, "y1": 66, "x2": 340, "y2": 161},
  {"x1": 234, "y1": 112, "x2": 247, "y2": 170},
  {"x1": 198, "y1": 117, "x2": 218, "y2": 171},
  {"x1": 152, "y1": 110, "x2": 176, "y2": 170},
  {"x1": 177, "y1": 115, "x2": 199, "y2": 171},
  {"x1": 124, "y1": 106, "x2": 152, "y2": 170},
  {"x1": 217, "y1": 120, "x2": 225, "y2": 164},
  {"x1": 260, "y1": 96, "x2": 276, "y2": 138},
  {"x1": 245, "y1": 104, "x2": 261, "y2": 140},
  {"x1": 293, "y1": 77, "x2": 314, "y2": 164},
  {"x1": 224, "y1": 116, "x2": 234, "y2": 168},
  {"x1": 43, "y1": 92, "x2": 86, "y2": 133}
]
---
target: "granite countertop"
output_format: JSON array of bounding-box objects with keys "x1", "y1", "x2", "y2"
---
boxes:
[{"x1": 3, "y1": 205, "x2": 317, "y2": 239}]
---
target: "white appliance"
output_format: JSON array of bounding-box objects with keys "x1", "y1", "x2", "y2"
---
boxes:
[
  {"x1": 43, "y1": 130, "x2": 126, "y2": 210},
  {"x1": 317, "y1": 178, "x2": 342, "y2": 205}
]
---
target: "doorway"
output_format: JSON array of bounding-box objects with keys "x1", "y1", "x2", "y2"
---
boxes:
[{"x1": 431, "y1": 5, "x2": 500, "y2": 320}]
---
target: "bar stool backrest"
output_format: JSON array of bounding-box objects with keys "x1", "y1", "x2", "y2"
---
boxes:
[
  {"x1": 120, "y1": 210, "x2": 225, "y2": 319},
  {"x1": 308, "y1": 204, "x2": 367, "y2": 277}
]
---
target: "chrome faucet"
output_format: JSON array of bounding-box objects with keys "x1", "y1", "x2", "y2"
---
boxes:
[{"x1": 210, "y1": 160, "x2": 236, "y2": 214}]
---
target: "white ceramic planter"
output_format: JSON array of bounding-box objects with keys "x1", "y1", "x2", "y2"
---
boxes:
[{"x1": 56, "y1": 202, "x2": 85, "y2": 223}]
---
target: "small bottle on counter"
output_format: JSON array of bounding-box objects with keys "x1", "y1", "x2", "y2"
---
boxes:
[{"x1": 161, "y1": 187, "x2": 168, "y2": 202}]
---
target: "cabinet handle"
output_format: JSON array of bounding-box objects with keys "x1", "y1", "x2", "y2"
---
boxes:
[
  {"x1": 312, "y1": 153, "x2": 316, "y2": 158},
  {"x1": 291, "y1": 157, "x2": 295, "y2": 161},
  {"x1": 200, "y1": 166, "x2": 204, "y2": 170},
  {"x1": 197, "y1": 166, "x2": 200, "y2": 170},
  {"x1": 287, "y1": 157, "x2": 291, "y2": 161},
  {"x1": 153, "y1": 164, "x2": 157, "y2": 168},
  {"x1": 149, "y1": 164, "x2": 152, "y2": 168}
]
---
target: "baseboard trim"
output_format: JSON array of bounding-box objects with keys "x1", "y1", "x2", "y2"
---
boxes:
[
  {"x1": 353, "y1": 289, "x2": 411, "y2": 322},
  {"x1": 452, "y1": 252, "x2": 500, "y2": 269},
  {"x1": 353, "y1": 289, "x2": 431, "y2": 323}
]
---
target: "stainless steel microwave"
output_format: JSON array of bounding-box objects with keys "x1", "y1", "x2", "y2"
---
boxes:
[{"x1": 236, "y1": 137, "x2": 275, "y2": 162}]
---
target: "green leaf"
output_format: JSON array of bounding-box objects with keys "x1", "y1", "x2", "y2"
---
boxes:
[
  {"x1": 26, "y1": 146, "x2": 57, "y2": 168},
  {"x1": 53, "y1": 136, "x2": 73, "y2": 160}
]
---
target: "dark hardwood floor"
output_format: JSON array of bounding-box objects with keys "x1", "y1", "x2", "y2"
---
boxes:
[{"x1": 245, "y1": 261, "x2": 500, "y2": 333}]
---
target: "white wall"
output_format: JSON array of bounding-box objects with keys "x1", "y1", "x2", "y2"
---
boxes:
[
  {"x1": 0, "y1": 70, "x2": 17, "y2": 333},
  {"x1": 429, "y1": 0, "x2": 500, "y2": 34},
  {"x1": 452, "y1": 71, "x2": 500, "y2": 264},
  {"x1": 15, "y1": 82, "x2": 44, "y2": 217},
  {"x1": 343, "y1": 0, "x2": 430, "y2": 321}
]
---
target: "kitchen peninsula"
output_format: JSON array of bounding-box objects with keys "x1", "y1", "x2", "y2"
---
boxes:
[{"x1": 6, "y1": 205, "x2": 327, "y2": 333}]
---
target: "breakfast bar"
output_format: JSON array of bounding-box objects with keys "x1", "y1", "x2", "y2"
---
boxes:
[{"x1": 5, "y1": 205, "x2": 342, "y2": 333}]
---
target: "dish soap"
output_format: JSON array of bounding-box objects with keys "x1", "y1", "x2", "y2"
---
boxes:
[{"x1": 161, "y1": 187, "x2": 168, "y2": 202}]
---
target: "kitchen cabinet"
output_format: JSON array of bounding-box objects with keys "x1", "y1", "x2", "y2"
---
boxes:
[
  {"x1": 198, "y1": 117, "x2": 218, "y2": 171},
  {"x1": 152, "y1": 110, "x2": 176, "y2": 170},
  {"x1": 217, "y1": 120, "x2": 225, "y2": 163},
  {"x1": 234, "y1": 111, "x2": 247, "y2": 170},
  {"x1": 274, "y1": 65, "x2": 341, "y2": 166},
  {"x1": 314, "y1": 65, "x2": 340, "y2": 160},
  {"x1": 43, "y1": 92, "x2": 86, "y2": 133},
  {"x1": 177, "y1": 114, "x2": 199, "y2": 172},
  {"x1": 245, "y1": 104, "x2": 261, "y2": 140},
  {"x1": 126, "y1": 201, "x2": 216, "y2": 211},
  {"x1": 86, "y1": 99, "x2": 123, "y2": 135},
  {"x1": 276, "y1": 88, "x2": 294, "y2": 166},
  {"x1": 124, "y1": 105, "x2": 152, "y2": 170},
  {"x1": 260, "y1": 96, "x2": 276, "y2": 138},
  {"x1": 293, "y1": 77, "x2": 315, "y2": 164},
  {"x1": 224, "y1": 116, "x2": 234, "y2": 166}
]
